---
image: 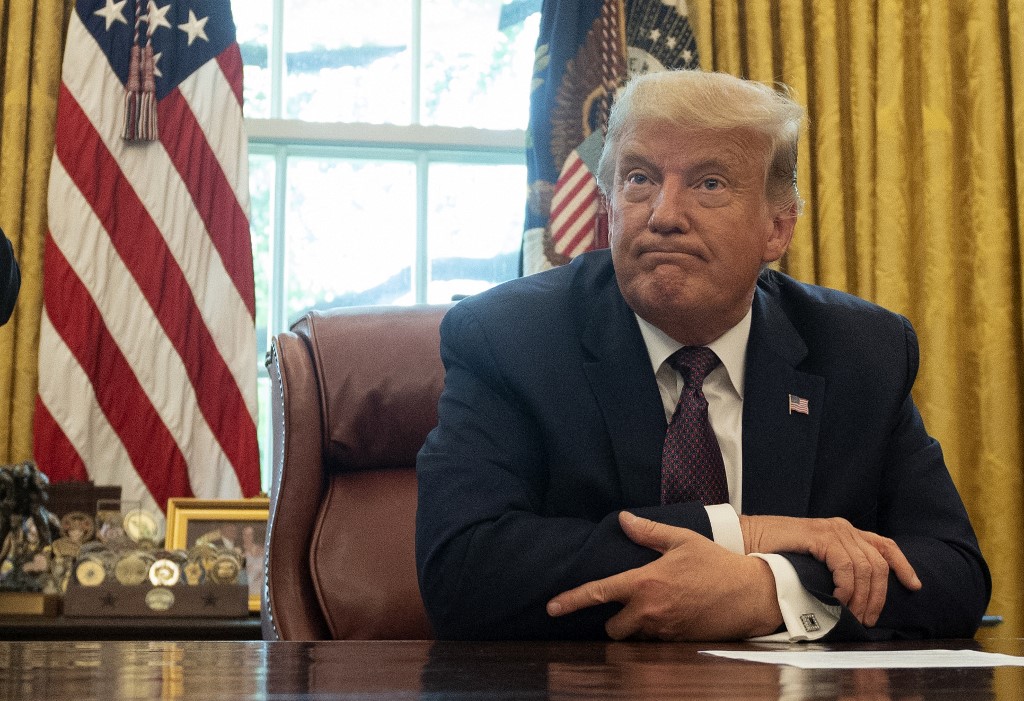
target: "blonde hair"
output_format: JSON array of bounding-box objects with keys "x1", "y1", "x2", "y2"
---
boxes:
[{"x1": 597, "y1": 69, "x2": 805, "y2": 213}]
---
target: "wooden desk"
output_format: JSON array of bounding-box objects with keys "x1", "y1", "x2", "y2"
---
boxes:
[
  {"x1": 0, "y1": 638, "x2": 1020, "y2": 699},
  {"x1": 0, "y1": 614, "x2": 262, "y2": 641}
]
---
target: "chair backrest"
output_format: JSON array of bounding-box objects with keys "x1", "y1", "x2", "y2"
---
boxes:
[{"x1": 262, "y1": 304, "x2": 449, "y2": 640}]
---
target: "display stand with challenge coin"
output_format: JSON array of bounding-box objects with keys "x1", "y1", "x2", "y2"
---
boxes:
[{"x1": 63, "y1": 503, "x2": 248, "y2": 618}]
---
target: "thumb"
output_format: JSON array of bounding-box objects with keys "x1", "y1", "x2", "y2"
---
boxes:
[{"x1": 618, "y1": 511, "x2": 692, "y2": 553}]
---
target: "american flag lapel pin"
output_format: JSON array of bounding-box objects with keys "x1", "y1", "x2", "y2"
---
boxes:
[{"x1": 788, "y1": 394, "x2": 809, "y2": 415}]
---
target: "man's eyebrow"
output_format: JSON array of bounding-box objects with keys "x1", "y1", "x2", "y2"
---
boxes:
[
  {"x1": 617, "y1": 151, "x2": 659, "y2": 173},
  {"x1": 684, "y1": 158, "x2": 735, "y2": 176},
  {"x1": 617, "y1": 151, "x2": 739, "y2": 177}
]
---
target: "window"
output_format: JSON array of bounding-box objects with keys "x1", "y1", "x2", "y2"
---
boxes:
[{"x1": 234, "y1": 1, "x2": 541, "y2": 488}]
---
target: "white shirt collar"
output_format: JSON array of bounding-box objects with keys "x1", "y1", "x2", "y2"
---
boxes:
[{"x1": 635, "y1": 307, "x2": 752, "y2": 399}]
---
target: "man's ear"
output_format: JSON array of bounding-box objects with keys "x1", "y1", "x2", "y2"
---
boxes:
[
  {"x1": 601, "y1": 192, "x2": 613, "y2": 219},
  {"x1": 764, "y1": 203, "x2": 797, "y2": 263}
]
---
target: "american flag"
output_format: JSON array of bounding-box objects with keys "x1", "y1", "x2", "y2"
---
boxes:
[
  {"x1": 788, "y1": 394, "x2": 810, "y2": 416},
  {"x1": 549, "y1": 148, "x2": 601, "y2": 260},
  {"x1": 35, "y1": 0, "x2": 260, "y2": 521}
]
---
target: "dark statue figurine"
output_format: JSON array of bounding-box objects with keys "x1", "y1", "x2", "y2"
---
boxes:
[{"x1": 0, "y1": 461, "x2": 61, "y2": 591}]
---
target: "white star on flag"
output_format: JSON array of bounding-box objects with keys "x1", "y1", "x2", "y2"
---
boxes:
[
  {"x1": 649, "y1": 28, "x2": 661, "y2": 42},
  {"x1": 178, "y1": 10, "x2": 210, "y2": 46},
  {"x1": 152, "y1": 51, "x2": 163, "y2": 78},
  {"x1": 93, "y1": 0, "x2": 127, "y2": 30},
  {"x1": 145, "y1": 0, "x2": 172, "y2": 35}
]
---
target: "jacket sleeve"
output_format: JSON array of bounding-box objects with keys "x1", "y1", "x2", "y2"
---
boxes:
[
  {"x1": 783, "y1": 317, "x2": 991, "y2": 640},
  {"x1": 415, "y1": 301, "x2": 714, "y2": 640}
]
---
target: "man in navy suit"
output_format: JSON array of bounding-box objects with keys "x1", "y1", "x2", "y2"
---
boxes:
[{"x1": 415, "y1": 70, "x2": 989, "y2": 641}]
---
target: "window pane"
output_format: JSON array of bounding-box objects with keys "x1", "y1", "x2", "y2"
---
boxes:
[
  {"x1": 257, "y1": 375, "x2": 271, "y2": 493},
  {"x1": 283, "y1": 0, "x2": 412, "y2": 124},
  {"x1": 421, "y1": 1, "x2": 539, "y2": 128},
  {"x1": 427, "y1": 162, "x2": 524, "y2": 303},
  {"x1": 285, "y1": 158, "x2": 417, "y2": 322},
  {"x1": 234, "y1": 0, "x2": 272, "y2": 119},
  {"x1": 249, "y1": 154, "x2": 274, "y2": 363}
]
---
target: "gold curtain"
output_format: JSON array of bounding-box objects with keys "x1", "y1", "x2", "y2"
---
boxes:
[
  {"x1": 0, "y1": 0, "x2": 73, "y2": 463},
  {"x1": 690, "y1": 0, "x2": 1024, "y2": 638}
]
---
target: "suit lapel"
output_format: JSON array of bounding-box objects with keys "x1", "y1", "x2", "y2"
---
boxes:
[
  {"x1": 576, "y1": 255, "x2": 665, "y2": 507},
  {"x1": 741, "y1": 283, "x2": 824, "y2": 516},
  {"x1": 572, "y1": 256, "x2": 825, "y2": 513}
]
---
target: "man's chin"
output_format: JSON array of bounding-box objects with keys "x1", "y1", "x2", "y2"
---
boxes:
[{"x1": 626, "y1": 281, "x2": 706, "y2": 321}]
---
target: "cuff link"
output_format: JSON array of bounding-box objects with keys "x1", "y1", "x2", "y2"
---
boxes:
[{"x1": 800, "y1": 613, "x2": 820, "y2": 632}]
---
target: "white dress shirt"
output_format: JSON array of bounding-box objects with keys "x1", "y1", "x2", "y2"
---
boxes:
[{"x1": 635, "y1": 311, "x2": 839, "y2": 641}]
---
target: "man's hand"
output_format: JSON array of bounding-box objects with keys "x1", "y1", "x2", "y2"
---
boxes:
[
  {"x1": 546, "y1": 512, "x2": 783, "y2": 640},
  {"x1": 739, "y1": 514, "x2": 922, "y2": 627}
]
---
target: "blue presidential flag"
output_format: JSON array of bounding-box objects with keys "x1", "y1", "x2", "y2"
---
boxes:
[{"x1": 522, "y1": 0, "x2": 700, "y2": 274}]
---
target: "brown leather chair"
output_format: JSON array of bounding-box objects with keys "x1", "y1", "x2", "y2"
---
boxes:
[{"x1": 262, "y1": 304, "x2": 450, "y2": 640}]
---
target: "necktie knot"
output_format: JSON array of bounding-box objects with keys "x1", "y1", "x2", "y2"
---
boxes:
[{"x1": 667, "y1": 346, "x2": 720, "y2": 391}]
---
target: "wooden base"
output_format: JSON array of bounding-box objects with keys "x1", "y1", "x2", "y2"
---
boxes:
[{"x1": 64, "y1": 583, "x2": 247, "y2": 618}]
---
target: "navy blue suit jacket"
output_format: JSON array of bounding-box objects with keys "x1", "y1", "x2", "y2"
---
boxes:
[{"x1": 415, "y1": 249, "x2": 990, "y2": 640}]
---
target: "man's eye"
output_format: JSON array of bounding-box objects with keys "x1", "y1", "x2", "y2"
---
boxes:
[
  {"x1": 701, "y1": 177, "x2": 722, "y2": 191},
  {"x1": 626, "y1": 172, "x2": 649, "y2": 185}
]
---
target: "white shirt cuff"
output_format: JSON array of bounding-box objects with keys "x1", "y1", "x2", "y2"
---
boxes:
[
  {"x1": 747, "y1": 553, "x2": 840, "y2": 641},
  {"x1": 705, "y1": 503, "x2": 744, "y2": 555}
]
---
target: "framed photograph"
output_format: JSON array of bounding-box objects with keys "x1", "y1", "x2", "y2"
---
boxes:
[{"x1": 165, "y1": 497, "x2": 269, "y2": 613}]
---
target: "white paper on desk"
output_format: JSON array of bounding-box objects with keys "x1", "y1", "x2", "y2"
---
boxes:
[{"x1": 700, "y1": 649, "x2": 1024, "y2": 669}]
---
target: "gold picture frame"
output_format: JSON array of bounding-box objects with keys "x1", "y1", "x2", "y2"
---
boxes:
[{"x1": 165, "y1": 497, "x2": 269, "y2": 613}]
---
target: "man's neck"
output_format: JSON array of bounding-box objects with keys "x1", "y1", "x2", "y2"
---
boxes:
[{"x1": 635, "y1": 307, "x2": 753, "y2": 399}]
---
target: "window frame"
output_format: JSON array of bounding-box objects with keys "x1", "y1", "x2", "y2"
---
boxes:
[
  {"x1": 247, "y1": 120, "x2": 526, "y2": 350},
  {"x1": 243, "y1": 0, "x2": 533, "y2": 488}
]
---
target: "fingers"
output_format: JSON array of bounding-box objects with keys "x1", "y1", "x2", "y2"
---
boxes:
[
  {"x1": 604, "y1": 606, "x2": 644, "y2": 641},
  {"x1": 822, "y1": 524, "x2": 859, "y2": 607},
  {"x1": 546, "y1": 553, "x2": 649, "y2": 637},
  {"x1": 819, "y1": 519, "x2": 900, "y2": 627},
  {"x1": 826, "y1": 523, "x2": 884, "y2": 625},
  {"x1": 851, "y1": 534, "x2": 889, "y2": 627},
  {"x1": 840, "y1": 524, "x2": 922, "y2": 626},
  {"x1": 866, "y1": 533, "x2": 922, "y2": 592},
  {"x1": 547, "y1": 571, "x2": 630, "y2": 618},
  {"x1": 618, "y1": 511, "x2": 696, "y2": 553},
  {"x1": 547, "y1": 515, "x2": 698, "y2": 624}
]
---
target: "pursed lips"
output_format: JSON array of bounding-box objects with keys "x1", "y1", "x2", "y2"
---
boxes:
[{"x1": 636, "y1": 246, "x2": 708, "y2": 263}]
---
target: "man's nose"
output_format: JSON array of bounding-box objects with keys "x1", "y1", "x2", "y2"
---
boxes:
[{"x1": 647, "y1": 178, "x2": 690, "y2": 234}]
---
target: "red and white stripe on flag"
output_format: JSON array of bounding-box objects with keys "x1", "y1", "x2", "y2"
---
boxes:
[
  {"x1": 549, "y1": 150, "x2": 600, "y2": 259},
  {"x1": 35, "y1": 1, "x2": 260, "y2": 517}
]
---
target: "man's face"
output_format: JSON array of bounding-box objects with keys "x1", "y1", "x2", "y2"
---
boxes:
[{"x1": 608, "y1": 120, "x2": 795, "y2": 345}]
